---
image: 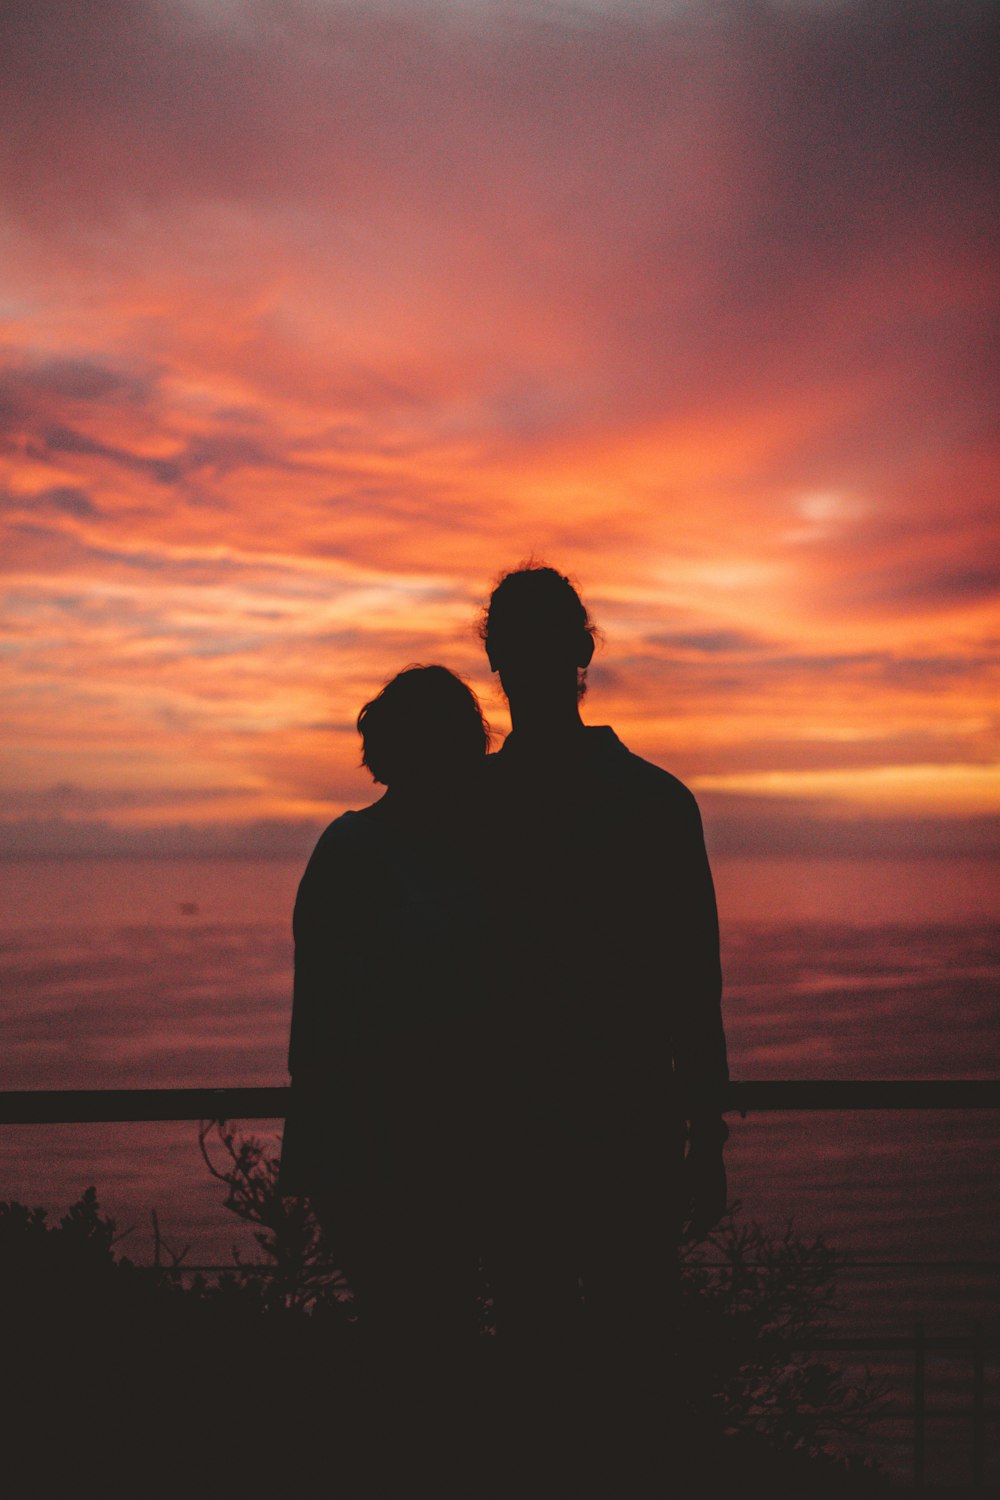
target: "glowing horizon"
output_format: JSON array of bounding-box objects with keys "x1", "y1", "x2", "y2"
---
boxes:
[{"x1": 1, "y1": 0, "x2": 997, "y2": 859}]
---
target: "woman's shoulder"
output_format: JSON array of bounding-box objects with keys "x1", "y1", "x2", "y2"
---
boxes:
[
  {"x1": 314, "y1": 806, "x2": 364, "y2": 844},
  {"x1": 294, "y1": 807, "x2": 386, "y2": 918},
  {"x1": 307, "y1": 804, "x2": 388, "y2": 863}
]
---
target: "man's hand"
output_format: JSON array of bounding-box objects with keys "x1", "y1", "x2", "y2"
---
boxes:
[{"x1": 681, "y1": 1140, "x2": 728, "y2": 1241}]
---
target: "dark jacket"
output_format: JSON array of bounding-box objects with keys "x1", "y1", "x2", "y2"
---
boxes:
[
  {"x1": 278, "y1": 799, "x2": 484, "y2": 1196},
  {"x1": 484, "y1": 725, "x2": 727, "y2": 1142}
]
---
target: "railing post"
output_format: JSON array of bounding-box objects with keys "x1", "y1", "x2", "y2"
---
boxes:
[
  {"x1": 972, "y1": 1321, "x2": 984, "y2": 1494},
  {"x1": 914, "y1": 1321, "x2": 925, "y2": 1492}
]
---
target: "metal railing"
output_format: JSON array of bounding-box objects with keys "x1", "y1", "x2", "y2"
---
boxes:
[
  {"x1": 2, "y1": 1077, "x2": 999, "y2": 1123},
  {"x1": 808, "y1": 1325, "x2": 995, "y2": 1494}
]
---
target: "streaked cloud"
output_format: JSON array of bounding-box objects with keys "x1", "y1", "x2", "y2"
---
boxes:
[{"x1": 0, "y1": 0, "x2": 996, "y2": 855}]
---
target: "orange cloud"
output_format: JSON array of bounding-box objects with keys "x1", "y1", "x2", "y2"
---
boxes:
[{"x1": 0, "y1": 0, "x2": 996, "y2": 852}]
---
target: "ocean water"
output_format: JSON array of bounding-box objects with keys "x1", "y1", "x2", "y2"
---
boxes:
[{"x1": 1, "y1": 854, "x2": 998, "y2": 1482}]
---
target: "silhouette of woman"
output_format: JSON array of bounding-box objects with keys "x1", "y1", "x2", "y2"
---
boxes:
[{"x1": 279, "y1": 666, "x2": 490, "y2": 1368}]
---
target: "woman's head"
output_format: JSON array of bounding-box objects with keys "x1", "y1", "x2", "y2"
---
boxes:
[{"x1": 357, "y1": 665, "x2": 490, "y2": 789}]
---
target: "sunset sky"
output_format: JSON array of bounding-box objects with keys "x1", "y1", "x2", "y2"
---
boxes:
[{"x1": 1, "y1": 0, "x2": 997, "y2": 862}]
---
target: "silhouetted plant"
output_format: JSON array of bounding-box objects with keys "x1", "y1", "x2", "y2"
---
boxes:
[
  {"x1": 199, "y1": 1124, "x2": 885, "y2": 1471},
  {"x1": 0, "y1": 1185, "x2": 133, "y2": 1318},
  {"x1": 1, "y1": 1159, "x2": 888, "y2": 1489},
  {"x1": 198, "y1": 1118, "x2": 350, "y2": 1317},
  {"x1": 678, "y1": 1205, "x2": 887, "y2": 1465}
]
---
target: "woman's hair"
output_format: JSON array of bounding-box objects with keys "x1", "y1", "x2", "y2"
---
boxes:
[
  {"x1": 357, "y1": 664, "x2": 491, "y2": 786},
  {"x1": 480, "y1": 562, "x2": 599, "y2": 697}
]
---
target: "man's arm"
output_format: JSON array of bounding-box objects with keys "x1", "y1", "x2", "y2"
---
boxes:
[
  {"x1": 670, "y1": 787, "x2": 727, "y2": 1101},
  {"x1": 670, "y1": 787, "x2": 729, "y2": 1236}
]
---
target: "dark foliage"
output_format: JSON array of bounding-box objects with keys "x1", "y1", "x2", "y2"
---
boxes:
[
  {"x1": 195, "y1": 1123, "x2": 889, "y2": 1490},
  {"x1": 679, "y1": 1209, "x2": 885, "y2": 1461},
  {"x1": 197, "y1": 1119, "x2": 350, "y2": 1317},
  {"x1": 0, "y1": 1138, "x2": 890, "y2": 1496}
]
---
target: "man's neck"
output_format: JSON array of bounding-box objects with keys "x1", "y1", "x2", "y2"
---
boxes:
[{"x1": 506, "y1": 701, "x2": 587, "y2": 749}]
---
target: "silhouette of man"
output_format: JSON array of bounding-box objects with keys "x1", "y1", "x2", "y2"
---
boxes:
[{"x1": 479, "y1": 564, "x2": 728, "y2": 1478}]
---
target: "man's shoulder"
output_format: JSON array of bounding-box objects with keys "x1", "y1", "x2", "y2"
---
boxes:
[
  {"x1": 589, "y1": 727, "x2": 700, "y2": 811},
  {"x1": 624, "y1": 749, "x2": 698, "y2": 806}
]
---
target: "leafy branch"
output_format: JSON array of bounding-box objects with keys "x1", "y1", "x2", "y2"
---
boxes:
[{"x1": 197, "y1": 1119, "x2": 350, "y2": 1316}]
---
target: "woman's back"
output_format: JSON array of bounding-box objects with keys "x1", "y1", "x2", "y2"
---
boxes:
[{"x1": 279, "y1": 665, "x2": 491, "y2": 1201}]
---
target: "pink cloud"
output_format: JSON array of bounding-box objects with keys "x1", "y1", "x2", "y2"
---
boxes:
[{"x1": 0, "y1": 1, "x2": 996, "y2": 848}]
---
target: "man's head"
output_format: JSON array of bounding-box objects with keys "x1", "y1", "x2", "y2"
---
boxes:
[{"x1": 481, "y1": 564, "x2": 597, "y2": 710}]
